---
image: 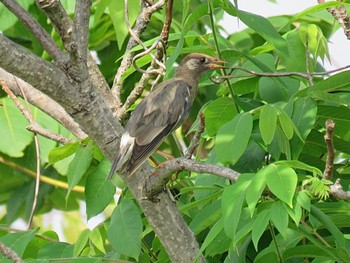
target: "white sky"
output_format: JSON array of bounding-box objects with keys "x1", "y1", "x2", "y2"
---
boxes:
[{"x1": 222, "y1": 0, "x2": 349, "y2": 69}]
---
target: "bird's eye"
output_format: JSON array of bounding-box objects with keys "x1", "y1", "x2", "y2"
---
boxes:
[{"x1": 199, "y1": 57, "x2": 207, "y2": 63}]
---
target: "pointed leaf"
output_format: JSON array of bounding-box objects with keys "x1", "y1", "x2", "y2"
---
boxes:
[
  {"x1": 215, "y1": 113, "x2": 253, "y2": 166},
  {"x1": 252, "y1": 209, "x2": 271, "y2": 251},
  {"x1": 270, "y1": 201, "x2": 289, "y2": 240},
  {"x1": 108, "y1": 199, "x2": 142, "y2": 260},
  {"x1": 246, "y1": 168, "x2": 267, "y2": 217},
  {"x1": 204, "y1": 97, "x2": 237, "y2": 137},
  {"x1": 259, "y1": 104, "x2": 278, "y2": 145},
  {"x1": 85, "y1": 158, "x2": 115, "y2": 219},
  {"x1": 266, "y1": 165, "x2": 297, "y2": 207},
  {"x1": 66, "y1": 141, "x2": 94, "y2": 197}
]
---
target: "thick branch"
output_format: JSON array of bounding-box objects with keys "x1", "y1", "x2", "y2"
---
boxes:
[
  {"x1": 73, "y1": 0, "x2": 91, "y2": 62},
  {"x1": 36, "y1": 0, "x2": 116, "y2": 112},
  {"x1": 323, "y1": 119, "x2": 335, "y2": 180},
  {"x1": 0, "y1": 68, "x2": 86, "y2": 139},
  {"x1": 0, "y1": 0, "x2": 65, "y2": 63},
  {"x1": 330, "y1": 178, "x2": 350, "y2": 199}
]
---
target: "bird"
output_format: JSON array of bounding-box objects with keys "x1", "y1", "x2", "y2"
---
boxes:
[{"x1": 108, "y1": 53, "x2": 225, "y2": 178}]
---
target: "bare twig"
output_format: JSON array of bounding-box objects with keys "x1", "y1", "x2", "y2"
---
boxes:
[
  {"x1": 116, "y1": 0, "x2": 173, "y2": 123},
  {"x1": 305, "y1": 33, "x2": 314, "y2": 86},
  {"x1": 111, "y1": 0, "x2": 166, "y2": 105},
  {"x1": 0, "y1": 78, "x2": 74, "y2": 144},
  {"x1": 211, "y1": 64, "x2": 350, "y2": 83},
  {"x1": 323, "y1": 119, "x2": 335, "y2": 180},
  {"x1": 0, "y1": 0, "x2": 65, "y2": 62},
  {"x1": 15, "y1": 78, "x2": 42, "y2": 230},
  {"x1": 0, "y1": 68, "x2": 86, "y2": 139},
  {"x1": 0, "y1": 155, "x2": 84, "y2": 193},
  {"x1": 0, "y1": 242, "x2": 24, "y2": 263},
  {"x1": 317, "y1": 0, "x2": 350, "y2": 40},
  {"x1": 145, "y1": 158, "x2": 240, "y2": 198},
  {"x1": 185, "y1": 112, "x2": 206, "y2": 158}
]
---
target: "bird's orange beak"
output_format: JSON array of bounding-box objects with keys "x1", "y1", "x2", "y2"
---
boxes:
[{"x1": 208, "y1": 58, "x2": 226, "y2": 69}]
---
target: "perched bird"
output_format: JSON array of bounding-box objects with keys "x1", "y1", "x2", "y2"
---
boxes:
[{"x1": 108, "y1": 53, "x2": 225, "y2": 178}]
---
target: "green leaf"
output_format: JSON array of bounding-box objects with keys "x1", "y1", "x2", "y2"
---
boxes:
[
  {"x1": 270, "y1": 201, "x2": 289, "y2": 240},
  {"x1": 48, "y1": 142, "x2": 80, "y2": 164},
  {"x1": 222, "y1": 174, "x2": 253, "y2": 238},
  {"x1": 310, "y1": 205, "x2": 346, "y2": 249},
  {"x1": 238, "y1": 11, "x2": 287, "y2": 55},
  {"x1": 108, "y1": 0, "x2": 140, "y2": 48},
  {"x1": 204, "y1": 97, "x2": 237, "y2": 137},
  {"x1": 246, "y1": 168, "x2": 267, "y2": 217},
  {"x1": 274, "y1": 160, "x2": 322, "y2": 176},
  {"x1": 252, "y1": 209, "x2": 270, "y2": 251},
  {"x1": 85, "y1": 158, "x2": 115, "y2": 219},
  {"x1": 0, "y1": 0, "x2": 34, "y2": 31},
  {"x1": 0, "y1": 97, "x2": 33, "y2": 157},
  {"x1": 297, "y1": 191, "x2": 311, "y2": 212},
  {"x1": 278, "y1": 109, "x2": 294, "y2": 140},
  {"x1": 90, "y1": 227, "x2": 106, "y2": 253},
  {"x1": 73, "y1": 229, "x2": 90, "y2": 256},
  {"x1": 66, "y1": 141, "x2": 94, "y2": 197},
  {"x1": 189, "y1": 200, "x2": 221, "y2": 235},
  {"x1": 197, "y1": 218, "x2": 224, "y2": 261},
  {"x1": 215, "y1": 113, "x2": 253, "y2": 166},
  {"x1": 259, "y1": 104, "x2": 278, "y2": 145},
  {"x1": 107, "y1": 199, "x2": 142, "y2": 260},
  {"x1": 0, "y1": 229, "x2": 37, "y2": 257},
  {"x1": 266, "y1": 165, "x2": 297, "y2": 207}
]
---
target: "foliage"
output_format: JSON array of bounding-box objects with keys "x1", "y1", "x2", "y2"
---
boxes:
[{"x1": 1, "y1": 0, "x2": 350, "y2": 262}]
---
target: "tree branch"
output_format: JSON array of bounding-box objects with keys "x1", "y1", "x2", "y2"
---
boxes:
[
  {"x1": 73, "y1": 0, "x2": 91, "y2": 62},
  {"x1": 111, "y1": 0, "x2": 166, "y2": 106},
  {"x1": 323, "y1": 119, "x2": 335, "y2": 180},
  {"x1": 0, "y1": 242, "x2": 24, "y2": 263},
  {"x1": 145, "y1": 158, "x2": 240, "y2": 198},
  {"x1": 0, "y1": 0, "x2": 65, "y2": 63},
  {"x1": 330, "y1": 178, "x2": 350, "y2": 200},
  {"x1": 0, "y1": 77, "x2": 73, "y2": 145},
  {"x1": 35, "y1": 0, "x2": 116, "y2": 112},
  {"x1": 317, "y1": 0, "x2": 350, "y2": 40},
  {"x1": 0, "y1": 67, "x2": 86, "y2": 139}
]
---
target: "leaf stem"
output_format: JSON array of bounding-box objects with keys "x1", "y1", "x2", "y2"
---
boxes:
[{"x1": 268, "y1": 221, "x2": 284, "y2": 263}]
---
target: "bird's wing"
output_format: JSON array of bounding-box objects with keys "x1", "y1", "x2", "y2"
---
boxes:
[
  {"x1": 124, "y1": 79, "x2": 193, "y2": 174},
  {"x1": 128, "y1": 79, "x2": 192, "y2": 145}
]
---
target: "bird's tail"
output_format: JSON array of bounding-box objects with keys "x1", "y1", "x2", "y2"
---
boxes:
[{"x1": 108, "y1": 154, "x2": 122, "y2": 179}]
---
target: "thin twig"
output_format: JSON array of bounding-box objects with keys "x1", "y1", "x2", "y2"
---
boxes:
[
  {"x1": 0, "y1": 0, "x2": 65, "y2": 62},
  {"x1": 300, "y1": 220, "x2": 331, "y2": 247},
  {"x1": 14, "y1": 78, "x2": 42, "y2": 230},
  {"x1": 0, "y1": 226, "x2": 59, "y2": 243},
  {"x1": 0, "y1": 242, "x2": 24, "y2": 263},
  {"x1": 111, "y1": 0, "x2": 166, "y2": 105},
  {"x1": 0, "y1": 78, "x2": 73, "y2": 144},
  {"x1": 211, "y1": 64, "x2": 350, "y2": 84},
  {"x1": 185, "y1": 112, "x2": 206, "y2": 158},
  {"x1": 305, "y1": 33, "x2": 314, "y2": 86},
  {"x1": 208, "y1": 0, "x2": 236, "y2": 103},
  {"x1": 323, "y1": 119, "x2": 335, "y2": 180},
  {"x1": 116, "y1": 0, "x2": 173, "y2": 123},
  {"x1": 0, "y1": 155, "x2": 84, "y2": 193}
]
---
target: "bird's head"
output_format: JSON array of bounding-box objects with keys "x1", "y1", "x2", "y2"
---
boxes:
[{"x1": 176, "y1": 53, "x2": 226, "y2": 78}]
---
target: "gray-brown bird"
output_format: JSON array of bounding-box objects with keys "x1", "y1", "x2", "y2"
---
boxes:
[{"x1": 108, "y1": 53, "x2": 225, "y2": 178}]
